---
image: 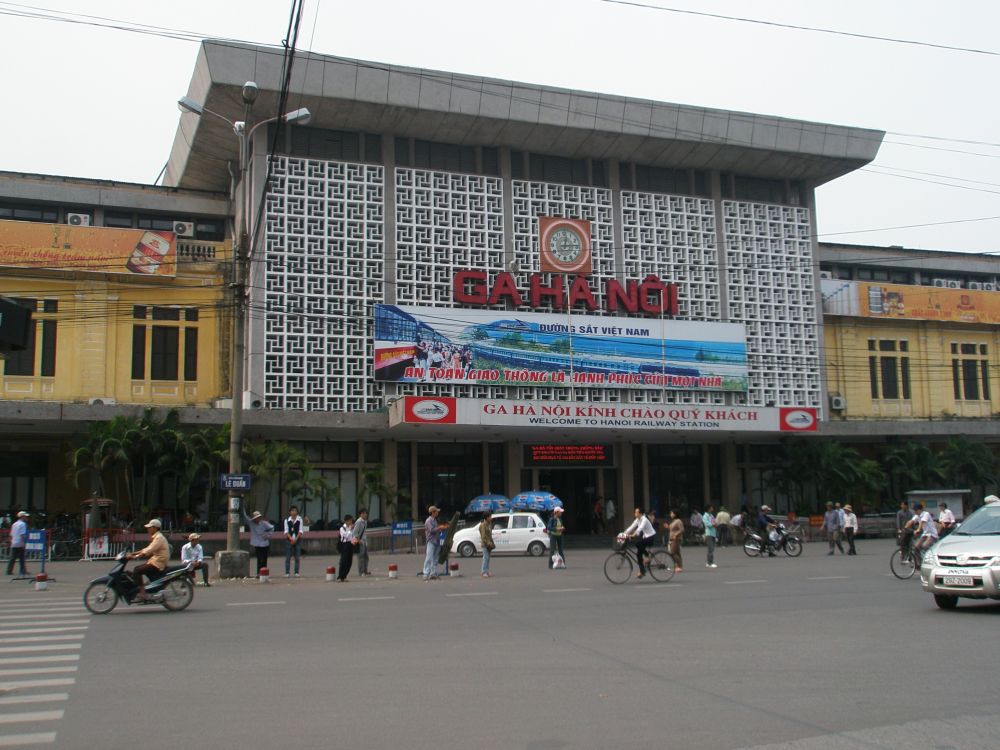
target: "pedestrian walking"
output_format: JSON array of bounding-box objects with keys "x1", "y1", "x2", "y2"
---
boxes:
[
  {"x1": 665, "y1": 509, "x2": 684, "y2": 573},
  {"x1": 823, "y1": 501, "x2": 844, "y2": 555},
  {"x1": 283, "y1": 506, "x2": 303, "y2": 577},
  {"x1": 241, "y1": 508, "x2": 274, "y2": 574},
  {"x1": 592, "y1": 496, "x2": 605, "y2": 534},
  {"x1": 353, "y1": 508, "x2": 370, "y2": 576},
  {"x1": 703, "y1": 505, "x2": 718, "y2": 568},
  {"x1": 479, "y1": 510, "x2": 495, "y2": 577},
  {"x1": 422, "y1": 506, "x2": 447, "y2": 580},
  {"x1": 843, "y1": 504, "x2": 858, "y2": 555},
  {"x1": 5, "y1": 510, "x2": 29, "y2": 577},
  {"x1": 689, "y1": 508, "x2": 705, "y2": 543},
  {"x1": 604, "y1": 497, "x2": 617, "y2": 531},
  {"x1": 181, "y1": 532, "x2": 211, "y2": 586},
  {"x1": 547, "y1": 506, "x2": 566, "y2": 568},
  {"x1": 337, "y1": 515, "x2": 355, "y2": 581},
  {"x1": 715, "y1": 506, "x2": 731, "y2": 547}
]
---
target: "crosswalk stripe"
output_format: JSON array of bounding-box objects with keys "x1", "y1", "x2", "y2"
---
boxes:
[
  {"x1": 0, "y1": 598, "x2": 79, "y2": 606},
  {"x1": 0, "y1": 621, "x2": 90, "y2": 628},
  {"x1": 0, "y1": 627, "x2": 89, "y2": 636},
  {"x1": 0, "y1": 731, "x2": 58, "y2": 746},
  {"x1": 0, "y1": 710, "x2": 64, "y2": 725},
  {"x1": 0, "y1": 655, "x2": 79, "y2": 665},
  {"x1": 0, "y1": 678, "x2": 75, "y2": 690},
  {"x1": 0, "y1": 608, "x2": 86, "y2": 615},
  {"x1": 0, "y1": 667, "x2": 78, "y2": 677},
  {"x1": 0, "y1": 693, "x2": 69, "y2": 706},
  {"x1": 0, "y1": 636, "x2": 85, "y2": 645},
  {"x1": 0, "y1": 614, "x2": 88, "y2": 621},
  {"x1": 0, "y1": 645, "x2": 81, "y2": 654}
]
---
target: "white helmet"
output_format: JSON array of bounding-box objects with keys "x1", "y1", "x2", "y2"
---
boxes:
[{"x1": 985, "y1": 494, "x2": 1000, "y2": 504}]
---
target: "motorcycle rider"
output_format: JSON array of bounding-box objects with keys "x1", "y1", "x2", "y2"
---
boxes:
[
  {"x1": 757, "y1": 505, "x2": 777, "y2": 556},
  {"x1": 126, "y1": 519, "x2": 169, "y2": 600}
]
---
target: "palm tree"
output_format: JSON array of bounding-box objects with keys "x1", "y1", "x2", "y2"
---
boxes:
[
  {"x1": 883, "y1": 442, "x2": 945, "y2": 501},
  {"x1": 243, "y1": 441, "x2": 308, "y2": 519},
  {"x1": 356, "y1": 464, "x2": 409, "y2": 521},
  {"x1": 937, "y1": 438, "x2": 997, "y2": 494}
]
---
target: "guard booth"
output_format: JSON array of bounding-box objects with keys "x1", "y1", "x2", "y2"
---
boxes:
[
  {"x1": 905, "y1": 489, "x2": 969, "y2": 521},
  {"x1": 82, "y1": 497, "x2": 134, "y2": 560}
]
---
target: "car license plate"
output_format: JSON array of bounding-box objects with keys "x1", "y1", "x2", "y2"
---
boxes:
[{"x1": 942, "y1": 575, "x2": 973, "y2": 586}]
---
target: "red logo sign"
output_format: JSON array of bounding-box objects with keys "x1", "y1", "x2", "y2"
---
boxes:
[
  {"x1": 779, "y1": 408, "x2": 817, "y2": 432},
  {"x1": 404, "y1": 396, "x2": 457, "y2": 424}
]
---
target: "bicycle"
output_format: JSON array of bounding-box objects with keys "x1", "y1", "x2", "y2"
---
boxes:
[
  {"x1": 50, "y1": 538, "x2": 83, "y2": 561},
  {"x1": 604, "y1": 536, "x2": 675, "y2": 584},
  {"x1": 889, "y1": 536, "x2": 924, "y2": 580}
]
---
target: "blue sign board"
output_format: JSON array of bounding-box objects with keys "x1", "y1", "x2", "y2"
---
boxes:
[
  {"x1": 25, "y1": 530, "x2": 46, "y2": 552},
  {"x1": 219, "y1": 473, "x2": 252, "y2": 491},
  {"x1": 391, "y1": 520, "x2": 413, "y2": 536}
]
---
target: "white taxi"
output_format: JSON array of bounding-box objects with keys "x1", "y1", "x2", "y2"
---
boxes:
[{"x1": 452, "y1": 512, "x2": 550, "y2": 557}]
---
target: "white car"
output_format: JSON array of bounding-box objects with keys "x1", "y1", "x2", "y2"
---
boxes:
[
  {"x1": 920, "y1": 502, "x2": 1000, "y2": 609},
  {"x1": 451, "y1": 512, "x2": 550, "y2": 558}
]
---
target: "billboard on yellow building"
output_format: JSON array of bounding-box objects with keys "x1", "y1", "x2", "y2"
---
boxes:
[
  {"x1": 853, "y1": 281, "x2": 1000, "y2": 324},
  {"x1": 0, "y1": 220, "x2": 177, "y2": 277}
]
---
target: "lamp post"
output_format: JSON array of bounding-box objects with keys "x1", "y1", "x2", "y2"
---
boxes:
[{"x1": 178, "y1": 85, "x2": 311, "y2": 576}]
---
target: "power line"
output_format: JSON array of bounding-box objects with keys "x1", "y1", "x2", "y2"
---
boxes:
[{"x1": 600, "y1": 0, "x2": 1000, "y2": 57}]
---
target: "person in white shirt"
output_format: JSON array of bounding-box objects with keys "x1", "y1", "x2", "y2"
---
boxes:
[
  {"x1": 180, "y1": 533, "x2": 211, "y2": 586},
  {"x1": 937, "y1": 502, "x2": 956, "y2": 538},
  {"x1": 5, "y1": 511, "x2": 30, "y2": 577},
  {"x1": 843, "y1": 504, "x2": 859, "y2": 555},
  {"x1": 914, "y1": 502, "x2": 939, "y2": 555},
  {"x1": 623, "y1": 507, "x2": 657, "y2": 579}
]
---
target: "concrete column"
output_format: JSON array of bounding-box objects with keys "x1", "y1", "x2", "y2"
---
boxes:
[
  {"x1": 383, "y1": 439, "x2": 398, "y2": 519},
  {"x1": 710, "y1": 171, "x2": 729, "y2": 321},
  {"x1": 504, "y1": 440, "x2": 521, "y2": 497},
  {"x1": 610, "y1": 158, "x2": 625, "y2": 280},
  {"x1": 500, "y1": 148, "x2": 515, "y2": 269},
  {"x1": 383, "y1": 134, "x2": 397, "y2": 305},
  {"x1": 409, "y1": 441, "x2": 418, "y2": 519},
  {"x1": 618, "y1": 441, "x2": 635, "y2": 519}
]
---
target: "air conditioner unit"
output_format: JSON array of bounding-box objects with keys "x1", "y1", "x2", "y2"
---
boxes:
[
  {"x1": 87, "y1": 397, "x2": 117, "y2": 406},
  {"x1": 983, "y1": 282, "x2": 996, "y2": 292},
  {"x1": 933, "y1": 279, "x2": 948, "y2": 287},
  {"x1": 67, "y1": 213, "x2": 91, "y2": 226},
  {"x1": 968, "y1": 281, "x2": 983, "y2": 290},
  {"x1": 173, "y1": 221, "x2": 195, "y2": 237},
  {"x1": 819, "y1": 270, "x2": 833, "y2": 280},
  {"x1": 830, "y1": 395, "x2": 847, "y2": 411},
  {"x1": 243, "y1": 390, "x2": 264, "y2": 410},
  {"x1": 946, "y1": 280, "x2": 961, "y2": 289}
]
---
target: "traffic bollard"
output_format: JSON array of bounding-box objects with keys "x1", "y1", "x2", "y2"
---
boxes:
[
  {"x1": 325, "y1": 566, "x2": 336, "y2": 582},
  {"x1": 388, "y1": 563, "x2": 398, "y2": 579},
  {"x1": 258, "y1": 567, "x2": 269, "y2": 583},
  {"x1": 449, "y1": 561, "x2": 460, "y2": 577},
  {"x1": 34, "y1": 573, "x2": 48, "y2": 591}
]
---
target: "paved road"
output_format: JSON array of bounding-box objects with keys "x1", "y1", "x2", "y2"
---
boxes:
[{"x1": 0, "y1": 538, "x2": 997, "y2": 749}]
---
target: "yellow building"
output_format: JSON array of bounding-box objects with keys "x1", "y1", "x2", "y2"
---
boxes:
[
  {"x1": 0, "y1": 172, "x2": 231, "y2": 514},
  {"x1": 821, "y1": 243, "x2": 1000, "y2": 429}
]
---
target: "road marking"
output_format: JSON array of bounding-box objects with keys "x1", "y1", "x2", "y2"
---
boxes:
[
  {"x1": 0, "y1": 655, "x2": 79, "y2": 665},
  {"x1": 0, "y1": 627, "x2": 89, "y2": 637},
  {"x1": 337, "y1": 596, "x2": 395, "y2": 602},
  {"x1": 0, "y1": 598, "x2": 79, "y2": 606},
  {"x1": 0, "y1": 645, "x2": 81, "y2": 654},
  {"x1": 0, "y1": 678, "x2": 75, "y2": 690},
  {"x1": 635, "y1": 583, "x2": 684, "y2": 588},
  {"x1": 724, "y1": 579, "x2": 768, "y2": 585},
  {"x1": 0, "y1": 731, "x2": 58, "y2": 746},
  {"x1": 225, "y1": 601, "x2": 286, "y2": 607},
  {"x1": 0, "y1": 667, "x2": 78, "y2": 677},
  {"x1": 0, "y1": 694, "x2": 69, "y2": 706},
  {"x1": 0, "y1": 608, "x2": 85, "y2": 615},
  {"x1": 807, "y1": 576, "x2": 850, "y2": 581},
  {"x1": 0, "y1": 710, "x2": 64, "y2": 725},
  {"x1": 543, "y1": 587, "x2": 592, "y2": 593},
  {"x1": 0, "y1": 621, "x2": 90, "y2": 629},
  {"x1": 0, "y1": 614, "x2": 87, "y2": 622},
  {"x1": 0, "y1": 636, "x2": 85, "y2": 645},
  {"x1": 445, "y1": 592, "x2": 499, "y2": 597}
]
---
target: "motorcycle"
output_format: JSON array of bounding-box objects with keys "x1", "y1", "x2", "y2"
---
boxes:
[
  {"x1": 743, "y1": 523, "x2": 802, "y2": 558},
  {"x1": 83, "y1": 550, "x2": 195, "y2": 614}
]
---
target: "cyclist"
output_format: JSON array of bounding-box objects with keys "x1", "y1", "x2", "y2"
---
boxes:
[
  {"x1": 623, "y1": 507, "x2": 657, "y2": 579},
  {"x1": 913, "y1": 502, "x2": 939, "y2": 557}
]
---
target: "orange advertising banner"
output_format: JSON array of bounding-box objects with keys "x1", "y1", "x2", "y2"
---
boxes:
[
  {"x1": 860, "y1": 281, "x2": 1000, "y2": 324},
  {"x1": 0, "y1": 220, "x2": 177, "y2": 277}
]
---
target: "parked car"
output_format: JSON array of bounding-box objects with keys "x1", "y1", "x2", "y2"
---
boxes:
[
  {"x1": 920, "y1": 502, "x2": 1000, "y2": 609},
  {"x1": 451, "y1": 512, "x2": 550, "y2": 557}
]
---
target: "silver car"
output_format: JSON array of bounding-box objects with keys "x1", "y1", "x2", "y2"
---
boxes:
[{"x1": 920, "y1": 502, "x2": 1000, "y2": 609}]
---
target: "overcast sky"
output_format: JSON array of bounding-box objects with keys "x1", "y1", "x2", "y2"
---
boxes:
[{"x1": 2, "y1": 0, "x2": 998, "y2": 253}]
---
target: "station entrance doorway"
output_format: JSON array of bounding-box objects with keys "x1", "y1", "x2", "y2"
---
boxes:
[{"x1": 523, "y1": 468, "x2": 615, "y2": 536}]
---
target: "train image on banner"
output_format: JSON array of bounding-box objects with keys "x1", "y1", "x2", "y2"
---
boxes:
[{"x1": 373, "y1": 304, "x2": 749, "y2": 392}]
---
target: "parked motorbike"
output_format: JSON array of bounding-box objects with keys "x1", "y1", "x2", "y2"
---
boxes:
[
  {"x1": 743, "y1": 523, "x2": 802, "y2": 558},
  {"x1": 83, "y1": 551, "x2": 195, "y2": 614}
]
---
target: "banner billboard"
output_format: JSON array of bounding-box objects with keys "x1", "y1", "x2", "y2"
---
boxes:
[
  {"x1": 822, "y1": 279, "x2": 1000, "y2": 324},
  {"x1": 0, "y1": 220, "x2": 177, "y2": 277},
  {"x1": 374, "y1": 304, "x2": 748, "y2": 393},
  {"x1": 391, "y1": 396, "x2": 817, "y2": 433}
]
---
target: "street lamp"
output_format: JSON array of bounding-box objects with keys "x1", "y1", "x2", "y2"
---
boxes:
[{"x1": 178, "y1": 84, "x2": 310, "y2": 576}]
